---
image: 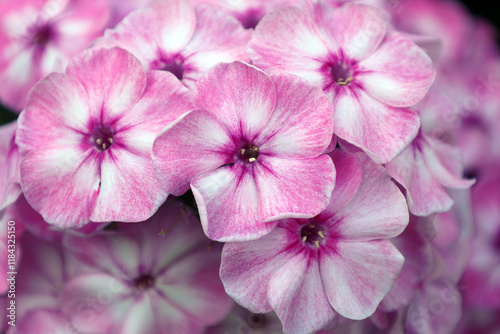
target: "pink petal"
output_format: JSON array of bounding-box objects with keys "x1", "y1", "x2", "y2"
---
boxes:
[
  {"x1": 152, "y1": 109, "x2": 235, "y2": 196},
  {"x1": 357, "y1": 31, "x2": 435, "y2": 107},
  {"x1": 268, "y1": 251, "x2": 336, "y2": 334},
  {"x1": 256, "y1": 70, "x2": 333, "y2": 157},
  {"x1": 0, "y1": 121, "x2": 21, "y2": 210},
  {"x1": 14, "y1": 309, "x2": 79, "y2": 334},
  {"x1": 220, "y1": 227, "x2": 298, "y2": 313},
  {"x1": 306, "y1": 2, "x2": 388, "y2": 61},
  {"x1": 157, "y1": 249, "x2": 233, "y2": 327},
  {"x1": 320, "y1": 240, "x2": 404, "y2": 319},
  {"x1": 332, "y1": 87, "x2": 420, "y2": 163},
  {"x1": 66, "y1": 47, "x2": 147, "y2": 123},
  {"x1": 254, "y1": 155, "x2": 335, "y2": 222},
  {"x1": 320, "y1": 150, "x2": 362, "y2": 217},
  {"x1": 16, "y1": 73, "x2": 91, "y2": 154},
  {"x1": 194, "y1": 61, "x2": 276, "y2": 140},
  {"x1": 90, "y1": 145, "x2": 167, "y2": 222},
  {"x1": 95, "y1": 0, "x2": 196, "y2": 69},
  {"x1": 248, "y1": 6, "x2": 329, "y2": 86},
  {"x1": 191, "y1": 163, "x2": 276, "y2": 241},
  {"x1": 19, "y1": 146, "x2": 100, "y2": 228},
  {"x1": 180, "y1": 5, "x2": 252, "y2": 89},
  {"x1": 329, "y1": 153, "x2": 409, "y2": 240}
]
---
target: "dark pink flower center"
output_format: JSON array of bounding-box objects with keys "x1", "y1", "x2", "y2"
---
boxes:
[
  {"x1": 32, "y1": 25, "x2": 52, "y2": 46},
  {"x1": 238, "y1": 144, "x2": 259, "y2": 163},
  {"x1": 493, "y1": 230, "x2": 500, "y2": 251},
  {"x1": 299, "y1": 223, "x2": 326, "y2": 248},
  {"x1": 91, "y1": 127, "x2": 114, "y2": 151},
  {"x1": 133, "y1": 274, "x2": 155, "y2": 290},
  {"x1": 159, "y1": 57, "x2": 184, "y2": 81},
  {"x1": 331, "y1": 63, "x2": 354, "y2": 86},
  {"x1": 247, "y1": 313, "x2": 266, "y2": 328}
]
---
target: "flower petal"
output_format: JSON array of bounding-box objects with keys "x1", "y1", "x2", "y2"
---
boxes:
[
  {"x1": 19, "y1": 146, "x2": 99, "y2": 228},
  {"x1": 90, "y1": 145, "x2": 167, "y2": 222},
  {"x1": 180, "y1": 5, "x2": 252, "y2": 89},
  {"x1": 248, "y1": 6, "x2": 329, "y2": 86},
  {"x1": 320, "y1": 240, "x2": 404, "y2": 319},
  {"x1": 191, "y1": 163, "x2": 276, "y2": 241},
  {"x1": 329, "y1": 153, "x2": 409, "y2": 240},
  {"x1": 152, "y1": 109, "x2": 235, "y2": 196},
  {"x1": 333, "y1": 87, "x2": 420, "y2": 163},
  {"x1": 66, "y1": 47, "x2": 147, "y2": 123},
  {"x1": 195, "y1": 61, "x2": 276, "y2": 140},
  {"x1": 0, "y1": 121, "x2": 21, "y2": 210},
  {"x1": 257, "y1": 70, "x2": 333, "y2": 158},
  {"x1": 254, "y1": 155, "x2": 335, "y2": 222},
  {"x1": 357, "y1": 31, "x2": 435, "y2": 107},
  {"x1": 220, "y1": 227, "x2": 297, "y2": 313},
  {"x1": 268, "y1": 251, "x2": 336, "y2": 334}
]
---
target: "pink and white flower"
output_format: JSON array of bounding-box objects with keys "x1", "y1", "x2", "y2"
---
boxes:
[
  {"x1": 248, "y1": 1, "x2": 435, "y2": 163},
  {"x1": 16, "y1": 46, "x2": 193, "y2": 228},
  {"x1": 59, "y1": 200, "x2": 233, "y2": 334},
  {"x1": 93, "y1": 0, "x2": 252, "y2": 91},
  {"x1": 0, "y1": 0, "x2": 110, "y2": 111},
  {"x1": 152, "y1": 61, "x2": 335, "y2": 242},
  {"x1": 220, "y1": 151, "x2": 408, "y2": 334}
]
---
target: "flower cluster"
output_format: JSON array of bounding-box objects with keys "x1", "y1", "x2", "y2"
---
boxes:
[{"x1": 0, "y1": 0, "x2": 499, "y2": 333}]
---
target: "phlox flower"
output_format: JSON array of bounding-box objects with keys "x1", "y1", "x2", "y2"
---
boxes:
[
  {"x1": 248, "y1": 0, "x2": 436, "y2": 163},
  {"x1": 59, "y1": 200, "x2": 233, "y2": 334},
  {"x1": 152, "y1": 61, "x2": 335, "y2": 242},
  {"x1": 16, "y1": 46, "x2": 193, "y2": 228},
  {"x1": 220, "y1": 151, "x2": 409, "y2": 334},
  {"x1": 93, "y1": 0, "x2": 252, "y2": 91},
  {"x1": 0, "y1": 0, "x2": 110, "y2": 111}
]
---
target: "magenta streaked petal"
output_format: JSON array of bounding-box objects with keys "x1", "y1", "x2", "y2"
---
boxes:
[
  {"x1": 0, "y1": 121, "x2": 21, "y2": 210},
  {"x1": 268, "y1": 251, "x2": 336, "y2": 334},
  {"x1": 90, "y1": 146, "x2": 167, "y2": 223},
  {"x1": 220, "y1": 227, "x2": 297, "y2": 313},
  {"x1": 357, "y1": 31, "x2": 435, "y2": 107},
  {"x1": 255, "y1": 155, "x2": 335, "y2": 222},
  {"x1": 16, "y1": 73, "x2": 91, "y2": 153},
  {"x1": 333, "y1": 87, "x2": 420, "y2": 163},
  {"x1": 321, "y1": 240, "x2": 404, "y2": 320},
  {"x1": 66, "y1": 47, "x2": 147, "y2": 123},
  {"x1": 256, "y1": 70, "x2": 333, "y2": 157},
  {"x1": 115, "y1": 70, "x2": 193, "y2": 151},
  {"x1": 321, "y1": 150, "x2": 362, "y2": 217},
  {"x1": 152, "y1": 109, "x2": 235, "y2": 196},
  {"x1": 19, "y1": 146, "x2": 99, "y2": 228},
  {"x1": 195, "y1": 61, "x2": 276, "y2": 140},
  {"x1": 329, "y1": 154, "x2": 408, "y2": 240},
  {"x1": 191, "y1": 163, "x2": 276, "y2": 242},
  {"x1": 180, "y1": 4, "x2": 252, "y2": 89},
  {"x1": 248, "y1": 6, "x2": 329, "y2": 85}
]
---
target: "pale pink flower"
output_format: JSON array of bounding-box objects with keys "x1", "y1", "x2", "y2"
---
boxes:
[
  {"x1": 16, "y1": 47, "x2": 193, "y2": 228},
  {"x1": 59, "y1": 200, "x2": 233, "y2": 334},
  {"x1": 0, "y1": 0, "x2": 110, "y2": 111},
  {"x1": 152, "y1": 61, "x2": 335, "y2": 242},
  {"x1": 220, "y1": 151, "x2": 408, "y2": 334},
  {"x1": 93, "y1": 0, "x2": 252, "y2": 91},
  {"x1": 248, "y1": 1, "x2": 435, "y2": 163}
]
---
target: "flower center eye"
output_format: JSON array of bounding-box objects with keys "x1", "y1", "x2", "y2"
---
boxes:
[
  {"x1": 32, "y1": 25, "x2": 52, "y2": 46},
  {"x1": 159, "y1": 58, "x2": 184, "y2": 81},
  {"x1": 133, "y1": 274, "x2": 155, "y2": 290},
  {"x1": 247, "y1": 313, "x2": 266, "y2": 328},
  {"x1": 92, "y1": 127, "x2": 114, "y2": 151},
  {"x1": 239, "y1": 144, "x2": 259, "y2": 163},
  {"x1": 331, "y1": 63, "x2": 353, "y2": 86},
  {"x1": 300, "y1": 223, "x2": 326, "y2": 248}
]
